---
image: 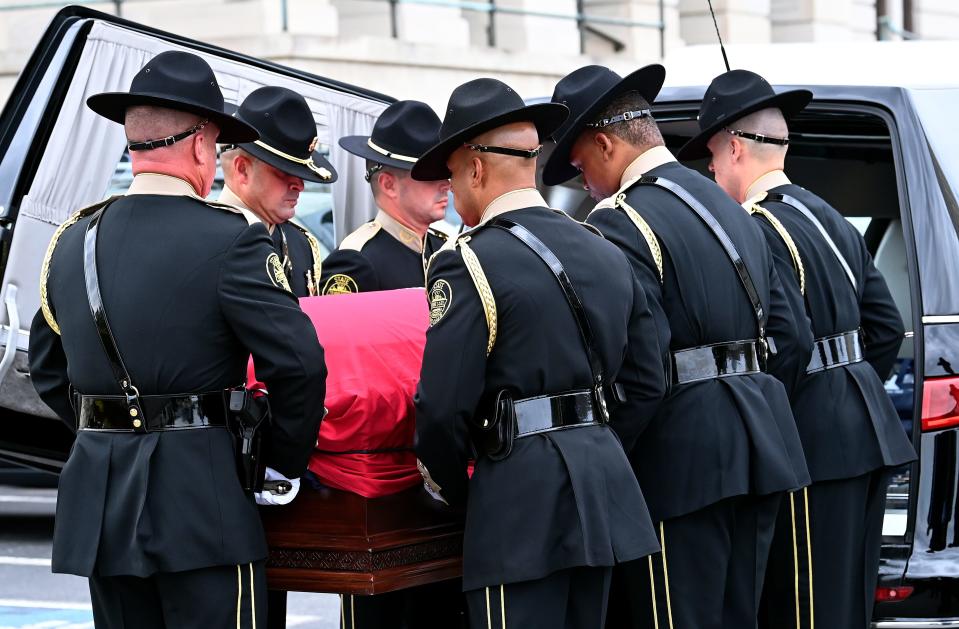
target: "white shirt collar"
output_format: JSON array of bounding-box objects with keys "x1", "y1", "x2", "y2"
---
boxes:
[
  {"x1": 126, "y1": 173, "x2": 199, "y2": 197},
  {"x1": 375, "y1": 208, "x2": 425, "y2": 254},
  {"x1": 619, "y1": 145, "x2": 677, "y2": 188},
  {"x1": 478, "y1": 188, "x2": 548, "y2": 226},
  {"x1": 744, "y1": 169, "x2": 791, "y2": 204},
  {"x1": 216, "y1": 184, "x2": 263, "y2": 227}
]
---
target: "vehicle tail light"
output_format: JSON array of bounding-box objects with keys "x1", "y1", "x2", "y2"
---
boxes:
[
  {"x1": 875, "y1": 586, "x2": 914, "y2": 602},
  {"x1": 921, "y1": 375, "x2": 959, "y2": 432}
]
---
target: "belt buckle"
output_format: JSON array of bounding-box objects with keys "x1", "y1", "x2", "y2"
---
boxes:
[{"x1": 757, "y1": 337, "x2": 769, "y2": 370}]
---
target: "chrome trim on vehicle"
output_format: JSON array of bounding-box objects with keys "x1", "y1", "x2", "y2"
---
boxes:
[
  {"x1": 873, "y1": 619, "x2": 959, "y2": 628},
  {"x1": 922, "y1": 315, "x2": 959, "y2": 324}
]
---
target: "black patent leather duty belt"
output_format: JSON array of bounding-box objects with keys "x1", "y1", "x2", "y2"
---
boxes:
[
  {"x1": 671, "y1": 339, "x2": 763, "y2": 385},
  {"x1": 514, "y1": 389, "x2": 601, "y2": 438},
  {"x1": 77, "y1": 391, "x2": 230, "y2": 432},
  {"x1": 806, "y1": 329, "x2": 863, "y2": 374}
]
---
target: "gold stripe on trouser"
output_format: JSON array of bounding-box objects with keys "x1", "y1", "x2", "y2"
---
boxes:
[
  {"x1": 485, "y1": 585, "x2": 507, "y2": 629},
  {"x1": 803, "y1": 488, "x2": 815, "y2": 629},
  {"x1": 235, "y1": 563, "x2": 257, "y2": 629},
  {"x1": 647, "y1": 522, "x2": 675, "y2": 629},
  {"x1": 236, "y1": 565, "x2": 242, "y2": 629},
  {"x1": 790, "y1": 490, "x2": 816, "y2": 629},
  {"x1": 339, "y1": 594, "x2": 355, "y2": 629},
  {"x1": 647, "y1": 556, "x2": 660, "y2": 629},
  {"x1": 659, "y1": 522, "x2": 675, "y2": 629},
  {"x1": 248, "y1": 563, "x2": 256, "y2": 629}
]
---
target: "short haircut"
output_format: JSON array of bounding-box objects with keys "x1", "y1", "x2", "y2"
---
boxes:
[
  {"x1": 366, "y1": 159, "x2": 408, "y2": 197},
  {"x1": 589, "y1": 91, "x2": 663, "y2": 148}
]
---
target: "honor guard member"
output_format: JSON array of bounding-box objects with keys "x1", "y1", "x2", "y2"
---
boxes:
[
  {"x1": 679, "y1": 69, "x2": 917, "y2": 629},
  {"x1": 219, "y1": 85, "x2": 335, "y2": 297},
  {"x1": 325, "y1": 104, "x2": 463, "y2": 628},
  {"x1": 27, "y1": 51, "x2": 327, "y2": 628},
  {"x1": 544, "y1": 65, "x2": 812, "y2": 629},
  {"x1": 319, "y1": 100, "x2": 450, "y2": 295},
  {"x1": 411, "y1": 78, "x2": 667, "y2": 629}
]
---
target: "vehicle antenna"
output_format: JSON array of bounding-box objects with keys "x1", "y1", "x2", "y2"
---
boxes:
[{"x1": 707, "y1": 0, "x2": 732, "y2": 72}]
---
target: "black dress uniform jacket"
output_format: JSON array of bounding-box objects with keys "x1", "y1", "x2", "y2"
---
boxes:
[
  {"x1": 29, "y1": 174, "x2": 327, "y2": 578},
  {"x1": 415, "y1": 190, "x2": 666, "y2": 591},
  {"x1": 271, "y1": 222, "x2": 322, "y2": 297},
  {"x1": 586, "y1": 151, "x2": 811, "y2": 523},
  {"x1": 319, "y1": 210, "x2": 445, "y2": 294},
  {"x1": 746, "y1": 175, "x2": 915, "y2": 479}
]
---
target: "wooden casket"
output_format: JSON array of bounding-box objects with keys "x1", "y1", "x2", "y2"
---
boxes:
[{"x1": 252, "y1": 290, "x2": 464, "y2": 626}]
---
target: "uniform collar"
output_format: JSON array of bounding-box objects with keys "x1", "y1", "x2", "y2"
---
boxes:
[
  {"x1": 744, "y1": 169, "x2": 791, "y2": 205},
  {"x1": 479, "y1": 188, "x2": 548, "y2": 226},
  {"x1": 217, "y1": 185, "x2": 264, "y2": 228},
  {"x1": 375, "y1": 208, "x2": 424, "y2": 253},
  {"x1": 619, "y1": 145, "x2": 676, "y2": 187},
  {"x1": 127, "y1": 172, "x2": 199, "y2": 196}
]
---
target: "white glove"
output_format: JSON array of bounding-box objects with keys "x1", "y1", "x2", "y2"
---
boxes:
[{"x1": 254, "y1": 467, "x2": 300, "y2": 506}]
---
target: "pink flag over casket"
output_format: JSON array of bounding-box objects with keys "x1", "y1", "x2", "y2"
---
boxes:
[{"x1": 248, "y1": 288, "x2": 428, "y2": 498}]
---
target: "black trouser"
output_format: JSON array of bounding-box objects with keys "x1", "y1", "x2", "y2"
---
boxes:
[
  {"x1": 89, "y1": 560, "x2": 266, "y2": 628},
  {"x1": 759, "y1": 470, "x2": 889, "y2": 629},
  {"x1": 617, "y1": 493, "x2": 781, "y2": 629},
  {"x1": 340, "y1": 579, "x2": 467, "y2": 629},
  {"x1": 464, "y1": 566, "x2": 611, "y2": 629}
]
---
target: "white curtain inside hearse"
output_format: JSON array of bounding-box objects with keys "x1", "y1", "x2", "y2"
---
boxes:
[{"x1": 0, "y1": 20, "x2": 386, "y2": 414}]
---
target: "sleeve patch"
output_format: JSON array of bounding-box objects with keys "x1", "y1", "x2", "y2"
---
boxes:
[
  {"x1": 428, "y1": 279, "x2": 453, "y2": 326},
  {"x1": 266, "y1": 252, "x2": 292, "y2": 292},
  {"x1": 322, "y1": 273, "x2": 358, "y2": 295}
]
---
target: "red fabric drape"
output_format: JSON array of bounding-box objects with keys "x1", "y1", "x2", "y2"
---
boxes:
[{"x1": 249, "y1": 288, "x2": 428, "y2": 498}]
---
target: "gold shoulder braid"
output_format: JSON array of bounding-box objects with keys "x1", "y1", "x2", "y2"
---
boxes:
[
  {"x1": 615, "y1": 192, "x2": 664, "y2": 283},
  {"x1": 39, "y1": 198, "x2": 118, "y2": 335},
  {"x1": 289, "y1": 223, "x2": 323, "y2": 296},
  {"x1": 456, "y1": 236, "x2": 498, "y2": 356},
  {"x1": 748, "y1": 204, "x2": 806, "y2": 295}
]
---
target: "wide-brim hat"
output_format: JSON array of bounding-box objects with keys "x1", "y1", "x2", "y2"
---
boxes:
[
  {"x1": 411, "y1": 78, "x2": 569, "y2": 181},
  {"x1": 542, "y1": 64, "x2": 666, "y2": 186},
  {"x1": 339, "y1": 100, "x2": 441, "y2": 170},
  {"x1": 87, "y1": 50, "x2": 258, "y2": 145},
  {"x1": 227, "y1": 86, "x2": 337, "y2": 184},
  {"x1": 677, "y1": 69, "x2": 813, "y2": 161}
]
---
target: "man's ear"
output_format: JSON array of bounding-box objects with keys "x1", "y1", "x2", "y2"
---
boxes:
[
  {"x1": 593, "y1": 132, "x2": 615, "y2": 162},
  {"x1": 469, "y1": 156, "x2": 484, "y2": 189},
  {"x1": 379, "y1": 171, "x2": 399, "y2": 199},
  {"x1": 729, "y1": 137, "x2": 745, "y2": 163}
]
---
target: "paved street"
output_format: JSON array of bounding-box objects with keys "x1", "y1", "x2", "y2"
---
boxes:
[{"x1": 0, "y1": 484, "x2": 340, "y2": 628}]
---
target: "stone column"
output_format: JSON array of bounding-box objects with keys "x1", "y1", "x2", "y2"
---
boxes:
[
  {"x1": 913, "y1": 0, "x2": 959, "y2": 39},
  {"x1": 484, "y1": 0, "x2": 581, "y2": 56},
  {"x1": 579, "y1": 0, "x2": 684, "y2": 61},
  {"x1": 679, "y1": 0, "x2": 771, "y2": 45},
  {"x1": 770, "y1": 0, "x2": 876, "y2": 42},
  {"x1": 332, "y1": 0, "x2": 470, "y2": 47}
]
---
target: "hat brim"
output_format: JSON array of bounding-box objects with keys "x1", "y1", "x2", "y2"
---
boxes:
[
  {"x1": 542, "y1": 64, "x2": 666, "y2": 187},
  {"x1": 338, "y1": 135, "x2": 420, "y2": 170},
  {"x1": 236, "y1": 141, "x2": 338, "y2": 184},
  {"x1": 87, "y1": 91, "x2": 259, "y2": 145},
  {"x1": 676, "y1": 88, "x2": 813, "y2": 161},
  {"x1": 410, "y1": 102, "x2": 569, "y2": 181}
]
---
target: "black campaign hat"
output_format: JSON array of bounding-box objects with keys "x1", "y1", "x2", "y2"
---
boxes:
[
  {"x1": 677, "y1": 69, "x2": 813, "y2": 161},
  {"x1": 229, "y1": 86, "x2": 337, "y2": 184},
  {"x1": 542, "y1": 64, "x2": 666, "y2": 186},
  {"x1": 411, "y1": 78, "x2": 568, "y2": 181},
  {"x1": 87, "y1": 50, "x2": 257, "y2": 145},
  {"x1": 339, "y1": 100, "x2": 440, "y2": 170}
]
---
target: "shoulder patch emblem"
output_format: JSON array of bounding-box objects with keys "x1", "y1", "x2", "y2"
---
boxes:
[
  {"x1": 428, "y1": 279, "x2": 453, "y2": 326},
  {"x1": 322, "y1": 273, "x2": 358, "y2": 295},
  {"x1": 266, "y1": 252, "x2": 292, "y2": 292}
]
